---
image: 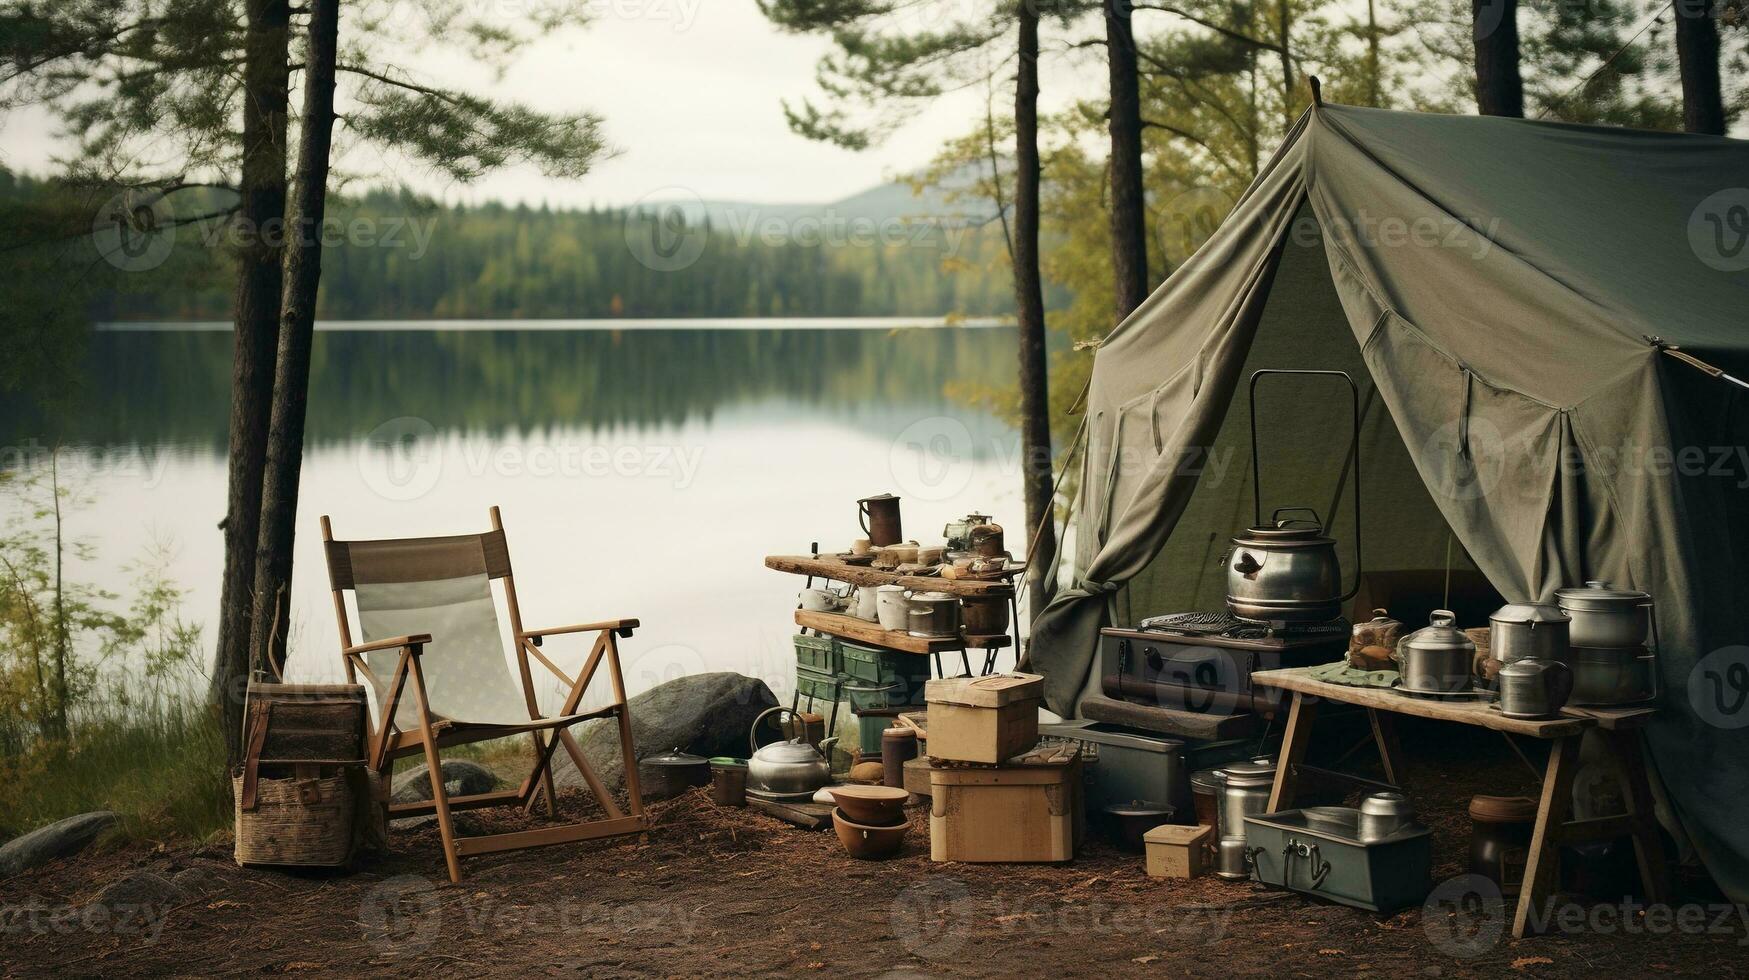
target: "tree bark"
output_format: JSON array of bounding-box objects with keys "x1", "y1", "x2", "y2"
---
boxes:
[
  {"x1": 1105, "y1": 0, "x2": 1149, "y2": 320},
  {"x1": 1675, "y1": 0, "x2": 1726, "y2": 135},
  {"x1": 248, "y1": 0, "x2": 340, "y2": 679},
  {"x1": 1278, "y1": 0, "x2": 1295, "y2": 131},
  {"x1": 1472, "y1": 0, "x2": 1523, "y2": 117},
  {"x1": 212, "y1": 0, "x2": 290, "y2": 762},
  {"x1": 1013, "y1": 4, "x2": 1056, "y2": 622},
  {"x1": 1366, "y1": 0, "x2": 1381, "y2": 107}
]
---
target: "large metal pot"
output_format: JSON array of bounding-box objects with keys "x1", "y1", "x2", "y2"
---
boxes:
[
  {"x1": 1225, "y1": 511, "x2": 1347, "y2": 623},
  {"x1": 1488, "y1": 603, "x2": 1570, "y2": 665},
  {"x1": 747, "y1": 707, "x2": 833, "y2": 796},
  {"x1": 906, "y1": 591, "x2": 963, "y2": 639},
  {"x1": 1393, "y1": 610, "x2": 1476, "y2": 694},
  {"x1": 1555, "y1": 581, "x2": 1652, "y2": 648},
  {"x1": 638, "y1": 747, "x2": 710, "y2": 801},
  {"x1": 1497, "y1": 658, "x2": 1575, "y2": 719},
  {"x1": 1227, "y1": 369, "x2": 1363, "y2": 624},
  {"x1": 1568, "y1": 646, "x2": 1658, "y2": 706}
]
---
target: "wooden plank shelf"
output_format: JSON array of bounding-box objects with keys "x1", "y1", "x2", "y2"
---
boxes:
[
  {"x1": 793, "y1": 610, "x2": 1008, "y2": 655},
  {"x1": 766, "y1": 555, "x2": 1015, "y2": 597}
]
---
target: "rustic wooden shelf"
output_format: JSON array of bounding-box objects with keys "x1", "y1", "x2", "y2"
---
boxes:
[
  {"x1": 793, "y1": 610, "x2": 1007, "y2": 655},
  {"x1": 766, "y1": 555, "x2": 1015, "y2": 597}
]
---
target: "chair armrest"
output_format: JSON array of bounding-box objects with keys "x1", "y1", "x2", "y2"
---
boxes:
[
  {"x1": 521, "y1": 618, "x2": 639, "y2": 645},
  {"x1": 344, "y1": 633, "x2": 433, "y2": 656}
]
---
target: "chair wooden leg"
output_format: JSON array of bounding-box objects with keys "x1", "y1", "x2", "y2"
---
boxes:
[
  {"x1": 526, "y1": 731, "x2": 558, "y2": 817},
  {"x1": 1267, "y1": 692, "x2": 1318, "y2": 812},
  {"x1": 407, "y1": 662, "x2": 463, "y2": 884},
  {"x1": 1514, "y1": 734, "x2": 1579, "y2": 938}
]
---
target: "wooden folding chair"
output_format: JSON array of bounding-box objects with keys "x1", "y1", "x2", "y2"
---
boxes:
[{"x1": 321, "y1": 506, "x2": 649, "y2": 882}]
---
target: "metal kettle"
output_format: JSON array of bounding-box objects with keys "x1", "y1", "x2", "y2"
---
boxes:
[
  {"x1": 1496, "y1": 658, "x2": 1574, "y2": 720},
  {"x1": 943, "y1": 512, "x2": 992, "y2": 551},
  {"x1": 747, "y1": 706, "x2": 834, "y2": 795}
]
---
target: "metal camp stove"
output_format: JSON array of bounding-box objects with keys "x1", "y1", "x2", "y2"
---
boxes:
[{"x1": 1098, "y1": 611, "x2": 1348, "y2": 715}]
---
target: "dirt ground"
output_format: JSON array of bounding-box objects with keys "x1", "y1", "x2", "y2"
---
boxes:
[{"x1": 3, "y1": 737, "x2": 1745, "y2": 978}]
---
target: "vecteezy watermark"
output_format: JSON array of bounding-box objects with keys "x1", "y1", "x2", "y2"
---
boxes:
[
  {"x1": 1689, "y1": 188, "x2": 1749, "y2": 273},
  {"x1": 889, "y1": 877, "x2": 1231, "y2": 963},
  {"x1": 1, "y1": 897, "x2": 173, "y2": 944},
  {"x1": 1423, "y1": 873, "x2": 1749, "y2": 957},
  {"x1": 355, "y1": 417, "x2": 709, "y2": 502},
  {"x1": 624, "y1": 187, "x2": 710, "y2": 273},
  {"x1": 358, "y1": 874, "x2": 703, "y2": 957},
  {"x1": 1157, "y1": 186, "x2": 1237, "y2": 268},
  {"x1": 1690, "y1": 646, "x2": 1749, "y2": 730},
  {"x1": 0, "y1": 439, "x2": 176, "y2": 489},
  {"x1": 92, "y1": 188, "x2": 176, "y2": 272}
]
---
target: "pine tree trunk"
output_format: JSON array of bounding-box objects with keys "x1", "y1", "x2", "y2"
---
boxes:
[
  {"x1": 1278, "y1": 0, "x2": 1295, "y2": 131},
  {"x1": 248, "y1": 0, "x2": 341, "y2": 679},
  {"x1": 1472, "y1": 0, "x2": 1523, "y2": 117},
  {"x1": 1105, "y1": 0, "x2": 1148, "y2": 320},
  {"x1": 212, "y1": 0, "x2": 290, "y2": 763},
  {"x1": 1014, "y1": 4, "x2": 1056, "y2": 621},
  {"x1": 1675, "y1": 0, "x2": 1726, "y2": 135}
]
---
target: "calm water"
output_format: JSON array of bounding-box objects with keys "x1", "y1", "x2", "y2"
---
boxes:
[{"x1": 3, "y1": 320, "x2": 1027, "y2": 709}]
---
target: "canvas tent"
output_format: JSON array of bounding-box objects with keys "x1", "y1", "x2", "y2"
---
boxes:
[{"x1": 1032, "y1": 104, "x2": 1749, "y2": 899}]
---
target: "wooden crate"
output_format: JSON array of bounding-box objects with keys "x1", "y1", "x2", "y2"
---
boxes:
[
  {"x1": 1144, "y1": 823, "x2": 1212, "y2": 879},
  {"x1": 925, "y1": 673, "x2": 1042, "y2": 765},
  {"x1": 246, "y1": 683, "x2": 367, "y2": 764},
  {"x1": 929, "y1": 743, "x2": 1082, "y2": 863}
]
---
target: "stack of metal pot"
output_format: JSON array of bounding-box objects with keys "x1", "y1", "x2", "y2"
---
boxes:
[
  {"x1": 1488, "y1": 602, "x2": 1574, "y2": 719},
  {"x1": 1554, "y1": 581, "x2": 1659, "y2": 706}
]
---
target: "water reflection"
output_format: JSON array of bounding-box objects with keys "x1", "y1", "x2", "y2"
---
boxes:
[{"x1": 2, "y1": 324, "x2": 1027, "y2": 705}]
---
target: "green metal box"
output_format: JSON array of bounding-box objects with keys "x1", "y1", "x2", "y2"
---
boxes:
[
  {"x1": 793, "y1": 633, "x2": 841, "y2": 675},
  {"x1": 839, "y1": 641, "x2": 930, "y2": 708}
]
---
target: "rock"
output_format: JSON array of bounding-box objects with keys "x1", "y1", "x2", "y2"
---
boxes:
[
  {"x1": 390, "y1": 760, "x2": 498, "y2": 804},
  {"x1": 90, "y1": 871, "x2": 187, "y2": 911},
  {"x1": 0, "y1": 811, "x2": 120, "y2": 876},
  {"x1": 554, "y1": 672, "x2": 778, "y2": 797}
]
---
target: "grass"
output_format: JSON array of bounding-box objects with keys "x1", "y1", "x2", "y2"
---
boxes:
[{"x1": 0, "y1": 700, "x2": 231, "y2": 845}]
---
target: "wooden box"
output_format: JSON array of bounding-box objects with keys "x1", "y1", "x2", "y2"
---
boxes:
[
  {"x1": 246, "y1": 683, "x2": 367, "y2": 764},
  {"x1": 930, "y1": 743, "x2": 1082, "y2": 863},
  {"x1": 925, "y1": 672, "x2": 1042, "y2": 765},
  {"x1": 903, "y1": 755, "x2": 938, "y2": 797},
  {"x1": 1144, "y1": 823, "x2": 1212, "y2": 879}
]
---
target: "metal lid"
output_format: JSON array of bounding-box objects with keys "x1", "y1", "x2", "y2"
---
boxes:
[
  {"x1": 756, "y1": 739, "x2": 824, "y2": 765},
  {"x1": 1359, "y1": 790, "x2": 1415, "y2": 818},
  {"x1": 1400, "y1": 609, "x2": 1476, "y2": 654},
  {"x1": 910, "y1": 591, "x2": 959, "y2": 603},
  {"x1": 1190, "y1": 768, "x2": 1227, "y2": 791},
  {"x1": 1555, "y1": 580, "x2": 1651, "y2": 610},
  {"x1": 1102, "y1": 800, "x2": 1176, "y2": 819},
  {"x1": 644, "y1": 747, "x2": 707, "y2": 767},
  {"x1": 1490, "y1": 602, "x2": 1570, "y2": 626},
  {"x1": 1235, "y1": 523, "x2": 1334, "y2": 548},
  {"x1": 1219, "y1": 760, "x2": 1276, "y2": 786},
  {"x1": 1497, "y1": 657, "x2": 1563, "y2": 679}
]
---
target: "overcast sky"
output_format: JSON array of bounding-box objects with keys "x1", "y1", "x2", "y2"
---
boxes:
[{"x1": 1, "y1": 1, "x2": 1105, "y2": 208}]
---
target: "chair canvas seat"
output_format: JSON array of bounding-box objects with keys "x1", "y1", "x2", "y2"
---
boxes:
[{"x1": 357, "y1": 573, "x2": 534, "y2": 727}]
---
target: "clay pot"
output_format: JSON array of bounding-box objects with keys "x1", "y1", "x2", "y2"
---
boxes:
[
  {"x1": 832, "y1": 807, "x2": 908, "y2": 860},
  {"x1": 829, "y1": 784, "x2": 909, "y2": 825}
]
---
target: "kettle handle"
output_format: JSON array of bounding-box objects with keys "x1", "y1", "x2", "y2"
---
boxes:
[
  {"x1": 750, "y1": 705, "x2": 800, "y2": 757},
  {"x1": 858, "y1": 500, "x2": 871, "y2": 536}
]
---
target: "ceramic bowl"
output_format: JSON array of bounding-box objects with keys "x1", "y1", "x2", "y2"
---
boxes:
[
  {"x1": 832, "y1": 807, "x2": 907, "y2": 860},
  {"x1": 829, "y1": 784, "x2": 909, "y2": 825}
]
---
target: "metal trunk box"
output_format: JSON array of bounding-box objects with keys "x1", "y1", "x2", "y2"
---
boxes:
[
  {"x1": 1039, "y1": 720, "x2": 1191, "y2": 819},
  {"x1": 1244, "y1": 808, "x2": 1432, "y2": 913}
]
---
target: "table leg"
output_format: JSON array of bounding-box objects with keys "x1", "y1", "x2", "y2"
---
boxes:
[
  {"x1": 1267, "y1": 692, "x2": 1318, "y2": 812},
  {"x1": 1608, "y1": 728, "x2": 1671, "y2": 905},
  {"x1": 1368, "y1": 709, "x2": 1408, "y2": 789},
  {"x1": 1513, "y1": 734, "x2": 1579, "y2": 938}
]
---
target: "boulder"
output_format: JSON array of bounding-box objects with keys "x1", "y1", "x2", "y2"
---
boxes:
[
  {"x1": 0, "y1": 811, "x2": 120, "y2": 876},
  {"x1": 390, "y1": 760, "x2": 498, "y2": 804},
  {"x1": 554, "y1": 672, "x2": 778, "y2": 796}
]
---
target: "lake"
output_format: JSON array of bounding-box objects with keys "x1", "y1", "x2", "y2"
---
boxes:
[{"x1": 0, "y1": 320, "x2": 1026, "y2": 712}]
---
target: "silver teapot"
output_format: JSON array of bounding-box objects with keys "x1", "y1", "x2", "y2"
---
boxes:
[{"x1": 747, "y1": 706, "x2": 834, "y2": 795}]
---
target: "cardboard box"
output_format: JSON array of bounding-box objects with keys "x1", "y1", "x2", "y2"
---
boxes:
[
  {"x1": 903, "y1": 755, "x2": 937, "y2": 797},
  {"x1": 925, "y1": 673, "x2": 1043, "y2": 765},
  {"x1": 1144, "y1": 823, "x2": 1212, "y2": 879},
  {"x1": 929, "y1": 743, "x2": 1082, "y2": 863}
]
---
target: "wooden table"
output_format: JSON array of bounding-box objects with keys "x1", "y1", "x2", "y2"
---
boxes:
[{"x1": 1252, "y1": 667, "x2": 1667, "y2": 938}]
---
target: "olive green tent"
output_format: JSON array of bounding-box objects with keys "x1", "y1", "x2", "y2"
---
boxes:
[{"x1": 1033, "y1": 104, "x2": 1749, "y2": 898}]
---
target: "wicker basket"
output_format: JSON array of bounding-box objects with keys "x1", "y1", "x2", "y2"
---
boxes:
[{"x1": 233, "y1": 771, "x2": 356, "y2": 867}]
